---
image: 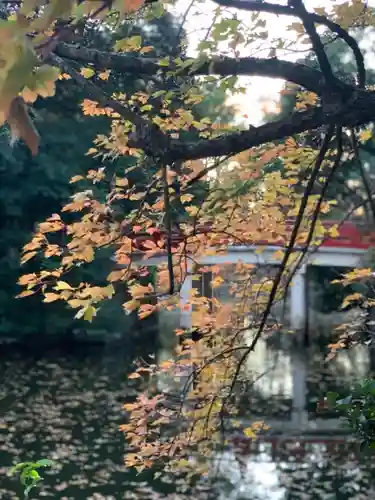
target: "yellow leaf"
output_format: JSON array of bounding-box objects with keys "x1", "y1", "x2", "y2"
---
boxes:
[
  {"x1": 359, "y1": 128, "x2": 372, "y2": 142},
  {"x1": 128, "y1": 372, "x2": 141, "y2": 379},
  {"x1": 215, "y1": 304, "x2": 231, "y2": 328},
  {"x1": 68, "y1": 299, "x2": 88, "y2": 309},
  {"x1": 58, "y1": 72, "x2": 71, "y2": 80},
  {"x1": 288, "y1": 21, "x2": 305, "y2": 34},
  {"x1": 129, "y1": 284, "x2": 153, "y2": 299},
  {"x1": 83, "y1": 305, "x2": 96, "y2": 322},
  {"x1": 313, "y1": 7, "x2": 327, "y2": 16},
  {"x1": 55, "y1": 281, "x2": 73, "y2": 291},
  {"x1": 21, "y1": 87, "x2": 38, "y2": 103},
  {"x1": 80, "y1": 67, "x2": 95, "y2": 79},
  {"x1": 43, "y1": 293, "x2": 60, "y2": 303},
  {"x1": 243, "y1": 427, "x2": 256, "y2": 439},
  {"x1": 341, "y1": 293, "x2": 363, "y2": 309},
  {"x1": 129, "y1": 192, "x2": 145, "y2": 201},
  {"x1": 329, "y1": 225, "x2": 340, "y2": 238},
  {"x1": 16, "y1": 289, "x2": 36, "y2": 298}
]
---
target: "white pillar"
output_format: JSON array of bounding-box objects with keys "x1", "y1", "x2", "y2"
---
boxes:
[
  {"x1": 180, "y1": 261, "x2": 193, "y2": 329},
  {"x1": 290, "y1": 265, "x2": 308, "y2": 427},
  {"x1": 290, "y1": 264, "x2": 307, "y2": 331},
  {"x1": 157, "y1": 262, "x2": 193, "y2": 393}
]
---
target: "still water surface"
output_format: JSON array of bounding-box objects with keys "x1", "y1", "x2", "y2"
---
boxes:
[{"x1": 0, "y1": 348, "x2": 374, "y2": 500}]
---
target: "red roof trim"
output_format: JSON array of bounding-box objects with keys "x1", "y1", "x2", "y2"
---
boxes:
[{"x1": 128, "y1": 221, "x2": 375, "y2": 253}]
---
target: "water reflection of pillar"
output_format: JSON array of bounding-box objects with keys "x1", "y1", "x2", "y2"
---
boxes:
[
  {"x1": 180, "y1": 261, "x2": 193, "y2": 329},
  {"x1": 271, "y1": 439, "x2": 278, "y2": 461},
  {"x1": 290, "y1": 264, "x2": 308, "y2": 427}
]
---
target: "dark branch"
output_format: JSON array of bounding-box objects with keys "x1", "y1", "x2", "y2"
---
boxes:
[
  {"x1": 54, "y1": 43, "x2": 350, "y2": 96},
  {"x1": 212, "y1": 0, "x2": 366, "y2": 87},
  {"x1": 53, "y1": 46, "x2": 375, "y2": 164},
  {"x1": 166, "y1": 90, "x2": 375, "y2": 161},
  {"x1": 289, "y1": 0, "x2": 335, "y2": 86}
]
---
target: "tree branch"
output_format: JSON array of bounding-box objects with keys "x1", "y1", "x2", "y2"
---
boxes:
[
  {"x1": 166, "y1": 90, "x2": 375, "y2": 161},
  {"x1": 53, "y1": 46, "x2": 375, "y2": 164},
  {"x1": 289, "y1": 0, "x2": 335, "y2": 86},
  {"x1": 54, "y1": 43, "x2": 349, "y2": 96},
  {"x1": 212, "y1": 0, "x2": 366, "y2": 87},
  {"x1": 51, "y1": 54, "x2": 170, "y2": 156}
]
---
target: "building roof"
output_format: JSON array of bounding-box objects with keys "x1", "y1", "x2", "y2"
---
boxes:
[{"x1": 128, "y1": 220, "x2": 375, "y2": 254}]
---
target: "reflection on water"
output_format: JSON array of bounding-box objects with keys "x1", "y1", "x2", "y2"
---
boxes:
[
  {"x1": 243, "y1": 333, "x2": 293, "y2": 400},
  {"x1": 214, "y1": 450, "x2": 284, "y2": 500},
  {"x1": 0, "y1": 350, "x2": 163, "y2": 500},
  {"x1": 1, "y1": 347, "x2": 375, "y2": 500},
  {"x1": 213, "y1": 440, "x2": 375, "y2": 500}
]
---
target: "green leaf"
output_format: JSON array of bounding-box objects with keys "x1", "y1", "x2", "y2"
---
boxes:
[{"x1": 8, "y1": 462, "x2": 33, "y2": 476}]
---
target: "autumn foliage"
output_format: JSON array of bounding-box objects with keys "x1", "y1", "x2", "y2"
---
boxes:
[{"x1": 1, "y1": 0, "x2": 375, "y2": 477}]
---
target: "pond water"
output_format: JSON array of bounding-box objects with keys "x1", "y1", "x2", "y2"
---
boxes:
[
  {"x1": 1, "y1": 347, "x2": 375, "y2": 500},
  {"x1": 0, "y1": 348, "x2": 160, "y2": 500}
]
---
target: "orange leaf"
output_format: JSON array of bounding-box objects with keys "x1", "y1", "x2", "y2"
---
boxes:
[
  {"x1": 43, "y1": 293, "x2": 60, "y2": 303},
  {"x1": 18, "y1": 273, "x2": 37, "y2": 286},
  {"x1": 70, "y1": 175, "x2": 84, "y2": 183},
  {"x1": 21, "y1": 251, "x2": 37, "y2": 264}
]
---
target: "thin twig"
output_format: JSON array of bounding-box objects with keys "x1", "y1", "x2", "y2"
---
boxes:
[{"x1": 350, "y1": 128, "x2": 375, "y2": 222}]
